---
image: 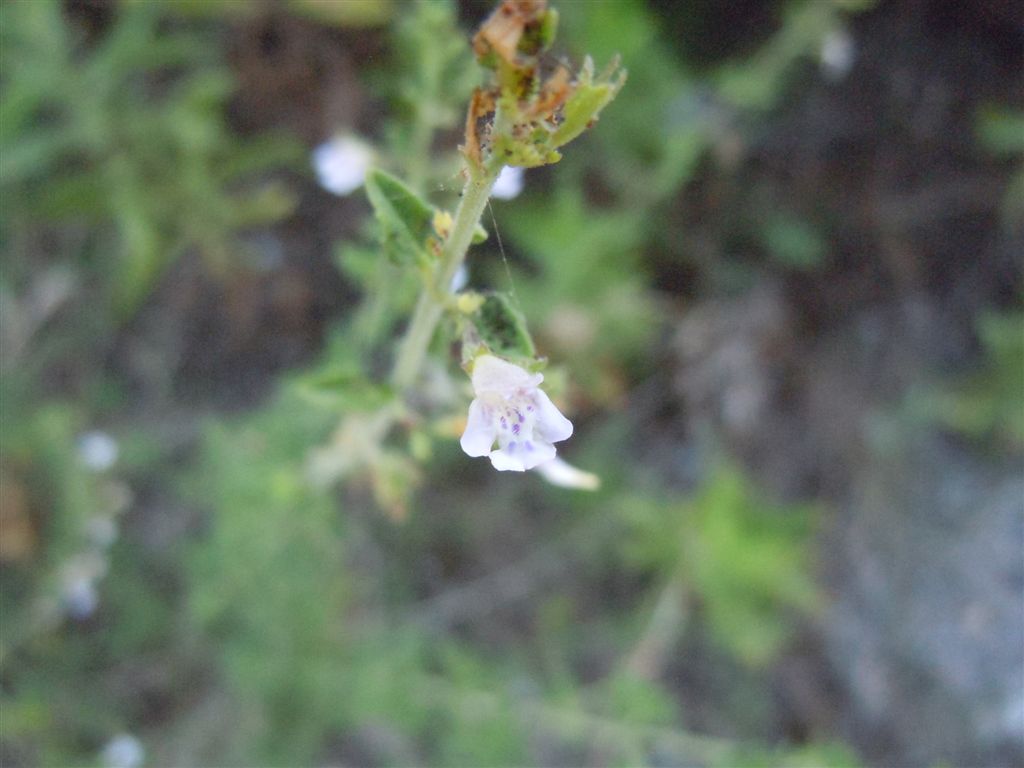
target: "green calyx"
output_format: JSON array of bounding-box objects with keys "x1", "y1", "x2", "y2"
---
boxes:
[
  {"x1": 463, "y1": 0, "x2": 625, "y2": 171},
  {"x1": 462, "y1": 291, "x2": 537, "y2": 363}
]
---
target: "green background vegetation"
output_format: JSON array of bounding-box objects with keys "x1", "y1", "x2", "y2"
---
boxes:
[{"x1": 1, "y1": 1, "x2": 1020, "y2": 766}]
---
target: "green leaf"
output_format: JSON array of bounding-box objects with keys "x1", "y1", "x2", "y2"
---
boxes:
[
  {"x1": 550, "y1": 57, "x2": 626, "y2": 148},
  {"x1": 517, "y1": 7, "x2": 559, "y2": 57},
  {"x1": 226, "y1": 182, "x2": 298, "y2": 229},
  {"x1": 364, "y1": 168, "x2": 435, "y2": 265},
  {"x1": 976, "y1": 107, "x2": 1024, "y2": 156},
  {"x1": 716, "y1": 741, "x2": 863, "y2": 768},
  {"x1": 492, "y1": 133, "x2": 562, "y2": 169},
  {"x1": 0, "y1": 124, "x2": 83, "y2": 187},
  {"x1": 919, "y1": 309, "x2": 1024, "y2": 446},
  {"x1": 762, "y1": 214, "x2": 827, "y2": 269},
  {"x1": 550, "y1": 86, "x2": 612, "y2": 148},
  {"x1": 681, "y1": 464, "x2": 819, "y2": 667},
  {"x1": 594, "y1": 673, "x2": 679, "y2": 727},
  {"x1": 472, "y1": 292, "x2": 536, "y2": 359},
  {"x1": 287, "y1": 0, "x2": 394, "y2": 28}
]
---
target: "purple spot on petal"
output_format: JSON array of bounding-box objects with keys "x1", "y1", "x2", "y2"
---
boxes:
[
  {"x1": 525, "y1": 441, "x2": 534, "y2": 452},
  {"x1": 512, "y1": 423, "x2": 521, "y2": 435},
  {"x1": 507, "y1": 441, "x2": 517, "y2": 452},
  {"x1": 500, "y1": 417, "x2": 508, "y2": 430}
]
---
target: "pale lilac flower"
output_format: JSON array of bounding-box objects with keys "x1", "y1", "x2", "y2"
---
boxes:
[
  {"x1": 491, "y1": 165, "x2": 524, "y2": 200},
  {"x1": 312, "y1": 134, "x2": 374, "y2": 196},
  {"x1": 101, "y1": 734, "x2": 145, "y2": 768},
  {"x1": 533, "y1": 456, "x2": 601, "y2": 490},
  {"x1": 460, "y1": 355, "x2": 573, "y2": 471}
]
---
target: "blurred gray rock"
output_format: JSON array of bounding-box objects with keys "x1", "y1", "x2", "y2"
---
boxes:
[
  {"x1": 671, "y1": 289, "x2": 1024, "y2": 765},
  {"x1": 830, "y1": 433, "x2": 1024, "y2": 766}
]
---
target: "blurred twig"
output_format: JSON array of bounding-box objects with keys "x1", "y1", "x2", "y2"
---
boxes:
[
  {"x1": 622, "y1": 571, "x2": 691, "y2": 681},
  {"x1": 407, "y1": 514, "x2": 615, "y2": 632},
  {"x1": 0, "y1": 267, "x2": 76, "y2": 370},
  {"x1": 872, "y1": 177, "x2": 1005, "y2": 229},
  {"x1": 417, "y1": 673, "x2": 736, "y2": 765}
]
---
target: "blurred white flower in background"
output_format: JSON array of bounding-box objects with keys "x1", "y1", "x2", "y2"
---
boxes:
[
  {"x1": 101, "y1": 734, "x2": 145, "y2": 768},
  {"x1": 86, "y1": 514, "x2": 119, "y2": 548},
  {"x1": 312, "y1": 134, "x2": 375, "y2": 196},
  {"x1": 491, "y1": 165, "x2": 524, "y2": 200},
  {"x1": 62, "y1": 577, "x2": 98, "y2": 620},
  {"x1": 460, "y1": 355, "x2": 572, "y2": 471},
  {"x1": 77, "y1": 430, "x2": 118, "y2": 472},
  {"x1": 820, "y1": 27, "x2": 855, "y2": 81},
  {"x1": 450, "y1": 264, "x2": 469, "y2": 293},
  {"x1": 59, "y1": 552, "x2": 108, "y2": 620},
  {"x1": 533, "y1": 456, "x2": 601, "y2": 490}
]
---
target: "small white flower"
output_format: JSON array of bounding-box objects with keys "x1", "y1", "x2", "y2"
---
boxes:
[
  {"x1": 533, "y1": 456, "x2": 601, "y2": 491},
  {"x1": 460, "y1": 355, "x2": 573, "y2": 471},
  {"x1": 101, "y1": 734, "x2": 145, "y2": 768},
  {"x1": 492, "y1": 165, "x2": 524, "y2": 200},
  {"x1": 77, "y1": 430, "x2": 118, "y2": 472},
  {"x1": 63, "y1": 578, "x2": 98, "y2": 619},
  {"x1": 819, "y1": 28, "x2": 855, "y2": 81},
  {"x1": 312, "y1": 134, "x2": 374, "y2": 196}
]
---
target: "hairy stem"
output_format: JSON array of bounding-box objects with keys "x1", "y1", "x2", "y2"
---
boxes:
[{"x1": 391, "y1": 165, "x2": 499, "y2": 391}]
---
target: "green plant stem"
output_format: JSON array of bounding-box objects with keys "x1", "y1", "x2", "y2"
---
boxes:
[{"x1": 391, "y1": 165, "x2": 499, "y2": 391}]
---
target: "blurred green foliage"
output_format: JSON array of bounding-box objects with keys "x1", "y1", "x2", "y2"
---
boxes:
[
  {"x1": 384, "y1": 0, "x2": 478, "y2": 189},
  {"x1": 976, "y1": 107, "x2": 1024, "y2": 229},
  {"x1": 0, "y1": 402, "x2": 177, "y2": 765},
  {"x1": 681, "y1": 466, "x2": 818, "y2": 666},
  {"x1": 615, "y1": 463, "x2": 818, "y2": 668},
  {"x1": 557, "y1": 0, "x2": 708, "y2": 200},
  {"x1": 15, "y1": 0, "x2": 1020, "y2": 765},
  {"x1": 0, "y1": 0, "x2": 298, "y2": 317},
  {"x1": 760, "y1": 213, "x2": 827, "y2": 270},
  {"x1": 326, "y1": 0, "x2": 476, "y2": 374},
  {"x1": 187, "y1": 388, "x2": 347, "y2": 763},
  {"x1": 502, "y1": 188, "x2": 659, "y2": 401},
  {"x1": 919, "y1": 309, "x2": 1024, "y2": 448},
  {"x1": 1, "y1": 0, "x2": 297, "y2": 762},
  {"x1": 714, "y1": 0, "x2": 871, "y2": 111}
]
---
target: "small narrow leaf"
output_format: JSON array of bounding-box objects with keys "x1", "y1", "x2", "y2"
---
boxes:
[
  {"x1": 550, "y1": 58, "x2": 625, "y2": 148},
  {"x1": 364, "y1": 168, "x2": 435, "y2": 265},
  {"x1": 472, "y1": 292, "x2": 536, "y2": 359}
]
